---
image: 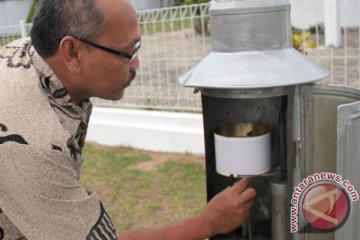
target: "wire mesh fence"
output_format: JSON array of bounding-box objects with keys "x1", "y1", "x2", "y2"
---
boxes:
[
  {"x1": 0, "y1": 24, "x2": 22, "y2": 46},
  {"x1": 1, "y1": 2, "x2": 359, "y2": 111},
  {"x1": 290, "y1": 0, "x2": 360, "y2": 90},
  {"x1": 0, "y1": 21, "x2": 33, "y2": 46},
  {"x1": 93, "y1": 3, "x2": 211, "y2": 111}
]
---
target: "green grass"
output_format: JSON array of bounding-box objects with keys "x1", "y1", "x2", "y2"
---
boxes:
[{"x1": 81, "y1": 143, "x2": 206, "y2": 231}]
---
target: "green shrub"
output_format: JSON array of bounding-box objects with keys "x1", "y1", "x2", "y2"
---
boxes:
[
  {"x1": 173, "y1": 0, "x2": 185, "y2": 6},
  {"x1": 185, "y1": 0, "x2": 209, "y2": 4},
  {"x1": 27, "y1": 0, "x2": 40, "y2": 23},
  {"x1": 174, "y1": 0, "x2": 209, "y2": 5},
  {"x1": 292, "y1": 31, "x2": 316, "y2": 52}
]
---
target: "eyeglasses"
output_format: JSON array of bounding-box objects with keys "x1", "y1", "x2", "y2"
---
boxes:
[{"x1": 75, "y1": 37, "x2": 141, "y2": 62}]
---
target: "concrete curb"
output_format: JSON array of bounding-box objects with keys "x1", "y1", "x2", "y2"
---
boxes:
[{"x1": 87, "y1": 107, "x2": 205, "y2": 154}]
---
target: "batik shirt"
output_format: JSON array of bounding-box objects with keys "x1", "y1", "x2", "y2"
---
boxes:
[{"x1": 0, "y1": 38, "x2": 117, "y2": 240}]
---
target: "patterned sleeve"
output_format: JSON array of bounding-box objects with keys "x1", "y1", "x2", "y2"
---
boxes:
[
  {"x1": 0, "y1": 143, "x2": 117, "y2": 240},
  {"x1": 86, "y1": 203, "x2": 117, "y2": 240}
]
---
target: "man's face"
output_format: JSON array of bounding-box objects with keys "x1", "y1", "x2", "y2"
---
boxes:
[{"x1": 79, "y1": 0, "x2": 141, "y2": 101}]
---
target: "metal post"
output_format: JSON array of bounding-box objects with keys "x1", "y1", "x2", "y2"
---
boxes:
[
  {"x1": 324, "y1": 0, "x2": 341, "y2": 47},
  {"x1": 271, "y1": 181, "x2": 288, "y2": 240},
  {"x1": 19, "y1": 20, "x2": 27, "y2": 38}
]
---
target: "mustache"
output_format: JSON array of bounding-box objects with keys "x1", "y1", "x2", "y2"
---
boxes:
[{"x1": 129, "y1": 71, "x2": 136, "y2": 81}]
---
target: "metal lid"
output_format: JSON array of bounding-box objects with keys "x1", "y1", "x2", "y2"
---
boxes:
[
  {"x1": 178, "y1": 0, "x2": 328, "y2": 90},
  {"x1": 179, "y1": 49, "x2": 329, "y2": 89},
  {"x1": 210, "y1": 0, "x2": 290, "y2": 15}
]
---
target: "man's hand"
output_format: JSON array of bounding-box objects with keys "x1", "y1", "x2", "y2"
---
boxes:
[
  {"x1": 118, "y1": 177, "x2": 256, "y2": 240},
  {"x1": 200, "y1": 177, "x2": 256, "y2": 235}
]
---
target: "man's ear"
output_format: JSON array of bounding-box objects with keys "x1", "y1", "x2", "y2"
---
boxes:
[{"x1": 58, "y1": 36, "x2": 83, "y2": 73}]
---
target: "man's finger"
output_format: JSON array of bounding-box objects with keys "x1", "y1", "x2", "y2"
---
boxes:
[
  {"x1": 236, "y1": 188, "x2": 257, "y2": 204},
  {"x1": 240, "y1": 198, "x2": 254, "y2": 212},
  {"x1": 230, "y1": 177, "x2": 249, "y2": 194}
]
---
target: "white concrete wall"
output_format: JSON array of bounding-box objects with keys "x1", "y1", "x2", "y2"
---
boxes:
[
  {"x1": 338, "y1": 0, "x2": 360, "y2": 27},
  {"x1": 290, "y1": 0, "x2": 360, "y2": 29},
  {"x1": 0, "y1": 0, "x2": 32, "y2": 27},
  {"x1": 87, "y1": 107, "x2": 205, "y2": 154}
]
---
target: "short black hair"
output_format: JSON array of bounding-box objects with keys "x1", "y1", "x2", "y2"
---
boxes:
[{"x1": 30, "y1": 0, "x2": 105, "y2": 59}]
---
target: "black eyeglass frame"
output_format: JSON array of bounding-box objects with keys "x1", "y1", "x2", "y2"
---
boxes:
[{"x1": 74, "y1": 37, "x2": 141, "y2": 62}]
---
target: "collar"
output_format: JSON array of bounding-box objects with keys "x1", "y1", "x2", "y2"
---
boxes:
[{"x1": 31, "y1": 43, "x2": 92, "y2": 161}]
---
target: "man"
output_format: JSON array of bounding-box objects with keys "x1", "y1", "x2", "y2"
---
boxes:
[{"x1": 0, "y1": 0, "x2": 256, "y2": 239}]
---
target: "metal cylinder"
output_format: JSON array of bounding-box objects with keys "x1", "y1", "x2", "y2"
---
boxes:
[
  {"x1": 271, "y1": 181, "x2": 287, "y2": 240},
  {"x1": 210, "y1": 0, "x2": 291, "y2": 52}
]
